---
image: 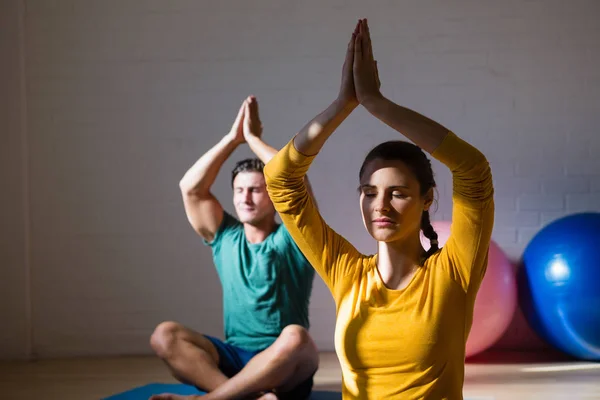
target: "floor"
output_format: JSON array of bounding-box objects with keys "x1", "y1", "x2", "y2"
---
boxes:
[{"x1": 1, "y1": 351, "x2": 600, "y2": 399}]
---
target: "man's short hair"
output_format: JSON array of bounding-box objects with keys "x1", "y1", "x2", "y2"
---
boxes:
[{"x1": 231, "y1": 158, "x2": 265, "y2": 187}]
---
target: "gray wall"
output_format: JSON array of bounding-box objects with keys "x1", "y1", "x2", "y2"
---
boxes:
[
  {"x1": 2, "y1": 0, "x2": 599, "y2": 358},
  {"x1": 0, "y1": 0, "x2": 29, "y2": 359}
]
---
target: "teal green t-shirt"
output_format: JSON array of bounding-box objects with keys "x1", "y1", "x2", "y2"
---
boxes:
[{"x1": 206, "y1": 212, "x2": 315, "y2": 351}]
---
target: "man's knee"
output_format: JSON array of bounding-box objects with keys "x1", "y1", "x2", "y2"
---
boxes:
[
  {"x1": 275, "y1": 325, "x2": 315, "y2": 358},
  {"x1": 150, "y1": 321, "x2": 182, "y2": 358}
]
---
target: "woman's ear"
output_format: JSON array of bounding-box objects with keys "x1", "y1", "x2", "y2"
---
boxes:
[{"x1": 423, "y1": 187, "x2": 434, "y2": 211}]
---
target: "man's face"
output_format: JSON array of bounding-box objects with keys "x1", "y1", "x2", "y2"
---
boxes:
[{"x1": 232, "y1": 171, "x2": 276, "y2": 225}]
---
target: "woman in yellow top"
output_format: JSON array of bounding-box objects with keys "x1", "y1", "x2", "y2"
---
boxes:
[{"x1": 264, "y1": 19, "x2": 494, "y2": 399}]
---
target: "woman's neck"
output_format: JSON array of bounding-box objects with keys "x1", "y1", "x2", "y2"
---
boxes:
[{"x1": 376, "y1": 233, "x2": 425, "y2": 290}]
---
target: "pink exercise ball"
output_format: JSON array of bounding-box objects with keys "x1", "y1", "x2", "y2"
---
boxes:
[{"x1": 420, "y1": 221, "x2": 517, "y2": 357}]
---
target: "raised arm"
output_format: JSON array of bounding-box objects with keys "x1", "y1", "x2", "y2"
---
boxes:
[
  {"x1": 292, "y1": 23, "x2": 361, "y2": 155},
  {"x1": 242, "y1": 96, "x2": 319, "y2": 208},
  {"x1": 178, "y1": 102, "x2": 246, "y2": 242},
  {"x1": 264, "y1": 22, "x2": 365, "y2": 292},
  {"x1": 353, "y1": 19, "x2": 448, "y2": 153},
  {"x1": 355, "y1": 19, "x2": 495, "y2": 290}
]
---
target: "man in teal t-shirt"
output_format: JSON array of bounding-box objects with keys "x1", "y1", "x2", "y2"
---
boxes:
[{"x1": 150, "y1": 96, "x2": 318, "y2": 400}]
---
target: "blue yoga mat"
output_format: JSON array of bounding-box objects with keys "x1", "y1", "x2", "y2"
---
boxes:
[
  {"x1": 104, "y1": 384, "x2": 202, "y2": 399},
  {"x1": 104, "y1": 383, "x2": 342, "y2": 399}
]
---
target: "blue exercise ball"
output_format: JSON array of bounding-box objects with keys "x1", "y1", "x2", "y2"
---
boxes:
[{"x1": 519, "y1": 212, "x2": 600, "y2": 360}]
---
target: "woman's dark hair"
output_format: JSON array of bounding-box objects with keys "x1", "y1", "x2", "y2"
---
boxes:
[{"x1": 359, "y1": 141, "x2": 439, "y2": 261}]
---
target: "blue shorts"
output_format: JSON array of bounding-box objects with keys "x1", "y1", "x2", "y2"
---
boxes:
[{"x1": 204, "y1": 335, "x2": 314, "y2": 400}]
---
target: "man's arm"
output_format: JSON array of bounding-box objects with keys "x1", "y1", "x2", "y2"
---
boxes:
[
  {"x1": 243, "y1": 96, "x2": 319, "y2": 208},
  {"x1": 179, "y1": 102, "x2": 245, "y2": 242}
]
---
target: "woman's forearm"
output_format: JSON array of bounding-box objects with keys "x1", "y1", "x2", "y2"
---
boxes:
[
  {"x1": 362, "y1": 95, "x2": 449, "y2": 154},
  {"x1": 293, "y1": 99, "x2": 356, "y2": 156}
]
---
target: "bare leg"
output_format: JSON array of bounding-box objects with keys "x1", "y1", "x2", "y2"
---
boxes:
[
  {"x1": 202, "y1": 325, "x2": 319, "y2": 400},
  {"x1": 149, "y1": 321, "x2": 228, "y2": 391}
]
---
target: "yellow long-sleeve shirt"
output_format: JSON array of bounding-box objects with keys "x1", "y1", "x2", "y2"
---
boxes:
[{"x1": 264, "y1": 132, "x2": 494, "y2": 399}]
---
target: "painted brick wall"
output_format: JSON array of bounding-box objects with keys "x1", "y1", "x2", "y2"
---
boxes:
[{"x1": 2, "y1": 0, "x2": 598, "y2": 357}]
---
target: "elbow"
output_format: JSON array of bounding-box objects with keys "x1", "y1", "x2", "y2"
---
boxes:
[
  {"x1": 475, "y1": 160, "x2": 494, "y2": 192},
  {"x1": 179, "y1": 179, "x2": 195, "y2": 196},
  {"x1": 480, "y1": 157, "x2": 494, "y2": 185},
  {"x1": 483, "y1": 165, "x2": 494, "y2": 198},
  {"x1": 455, "y1": 162, "x2": 495, "y2": 203},
  {"x1": 473, "y1": 145, "x2": 490, "y2": 167},
  {"x1": 476, "y1": 164, "x2": 495, "y2": 202},
  {"x1": 178, "y1": 180, "x2": 190, "y2": 195},
  {"x1": 179, "y1": 180, "x2": 209, "y2": 198},
  {"x1": 469, "y1": 148, "x2": 493, "y2": 183},
  {"x1": 263, "y1": 161, "x2": 280, "y2": 187}
]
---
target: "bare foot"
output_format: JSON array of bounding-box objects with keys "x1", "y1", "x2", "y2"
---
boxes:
[
  {"x1": 149, "y1": 394, "x2": 202, "y2": 400},
  {"x1": 255, "y1": 393, "x2": 278, "y2": 400}
]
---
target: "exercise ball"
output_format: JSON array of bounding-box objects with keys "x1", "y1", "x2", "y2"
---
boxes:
[
  {"x1": 421, "y1": 221, "x2": 517, "y2": 357},
  {"x1": 519, "y1": 212, "x2": 600, "y2": 360}
]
